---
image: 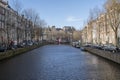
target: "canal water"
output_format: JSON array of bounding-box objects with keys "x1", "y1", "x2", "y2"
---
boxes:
[{"x1": 0, "y1": 45, "x2": 120, "y2": 80}]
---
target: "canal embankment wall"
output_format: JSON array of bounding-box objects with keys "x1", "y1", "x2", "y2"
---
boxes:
[
  {"x1": 85, "y1": 47, "x2": 120, "y2": 64},
  {"x1": 0, "y1": 43, "x2": 47, "y2": 61}
]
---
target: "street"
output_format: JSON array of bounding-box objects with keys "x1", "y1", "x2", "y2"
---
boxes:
[{"x1": 0, "y1": 45, "x2": 120, "y2": 80}]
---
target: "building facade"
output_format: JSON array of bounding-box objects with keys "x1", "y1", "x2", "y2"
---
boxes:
[
  {"x1": 81, "y1": 11, "x2": 119, "y2": 46},
  {"x1": 0, "y1": 0, "x2": 40, "y2": 45}
]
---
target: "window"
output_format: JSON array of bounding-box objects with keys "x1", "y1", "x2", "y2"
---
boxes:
[{"x1": 0, "y1": 6, "x2": 5, "y2": 15}]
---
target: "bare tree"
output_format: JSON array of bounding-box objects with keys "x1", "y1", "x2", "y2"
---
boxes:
[
  {"x1": 22, "y1": 9, "x2": 40, "y2": 23},
  {"x1": 93, "y1": 7, "x2": 103, "y2": 45},
  {"x1": 22, "y1": 8, "x2": 47, "y2": 41},
  {"x1": 105, "y1": 0, "x2": 120, "y2": 47},
  {"x1": 11, "y1": 0, "x2": 23, "y2": 44},
  {"x1": 87, "y1": 10, "x2": 94, "y2": 44},
  {"x1": 73, "y1": 31, "x2": 81, "y2": 41},
  {"x1": 11, "y1": 0, "x2": 22, "y2": 14},
  {"x1": 87, "y1": 8, "x2": 97, "y2": 44},
  {"x1": 34, "y1": 19, "x2": 47, "y2": 41},
  {"x1": 22, "y1": 8, "x2": 40, "y2": 41}
]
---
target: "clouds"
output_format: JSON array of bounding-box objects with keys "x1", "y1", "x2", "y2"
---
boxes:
[{"x1": 66, "y1": 16, "x2": 82, "y2": 22}]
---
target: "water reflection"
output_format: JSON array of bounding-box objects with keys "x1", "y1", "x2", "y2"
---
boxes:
[{"x1": 0, "y1": 45, "x2": 120, "y2": 80}]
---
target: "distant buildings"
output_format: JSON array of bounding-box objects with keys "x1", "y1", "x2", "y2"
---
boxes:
[{"x1": 42, "y1": 26, "x2": 78, "y2": 42}]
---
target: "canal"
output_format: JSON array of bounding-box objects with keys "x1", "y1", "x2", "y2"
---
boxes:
[{"x1": 0, "y1": 45, "x2": 120, "y2": 80}]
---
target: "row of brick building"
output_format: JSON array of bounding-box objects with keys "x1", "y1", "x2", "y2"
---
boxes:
[
  {"x1": 81, "y1": 1, "x2": 120, "y2": 46},
  {"x1": 0, "y1": 0, "x2": 41, "y2": 45}
]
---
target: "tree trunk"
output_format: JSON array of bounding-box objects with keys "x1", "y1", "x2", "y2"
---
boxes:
[{"x1": 115, "y1": 31, "x2": 118, "y2": 47}]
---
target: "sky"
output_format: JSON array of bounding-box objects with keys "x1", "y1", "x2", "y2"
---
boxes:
[{"x1": 8, "y1": 0, "x2": 106, "y2": 30}]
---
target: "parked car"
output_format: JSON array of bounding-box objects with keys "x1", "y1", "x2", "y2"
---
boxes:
[
  {"x1": 33, "y1": 41, "x2": 39, "y2": 45},
  {"x1": 75, "y1": 42, "x2": 80, "y2": 48},
  {"x1": 22, "y1": 40, "x2": 33, "y2": 46},
  {"x1": 72, "y1": 42, "x2": 76, "y2": 47},
  {"x1": 80, "y1": 47, "x2": 86, "y2": 51},
  {"x1": 116, "y1": 47, "x2": 120, "y2": 52},
  {"x1": 17, "y1": 43, "x2": 25, "y2": 48},
  {"x1": 84, "y1": 43, "x2": 92, "y2": 47},
  {"x1": 0, "y1": 45, "x2": 7, "y2": 52},
  {"x1": 102, "y1": 45, "x2": 117, "y2": 52},
  {"x1": 72, "y1": 41, "x2": 80, "y2": 48},
  {"x1": 92, "y1": 45, "x2": 103, "y2": 50}
]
